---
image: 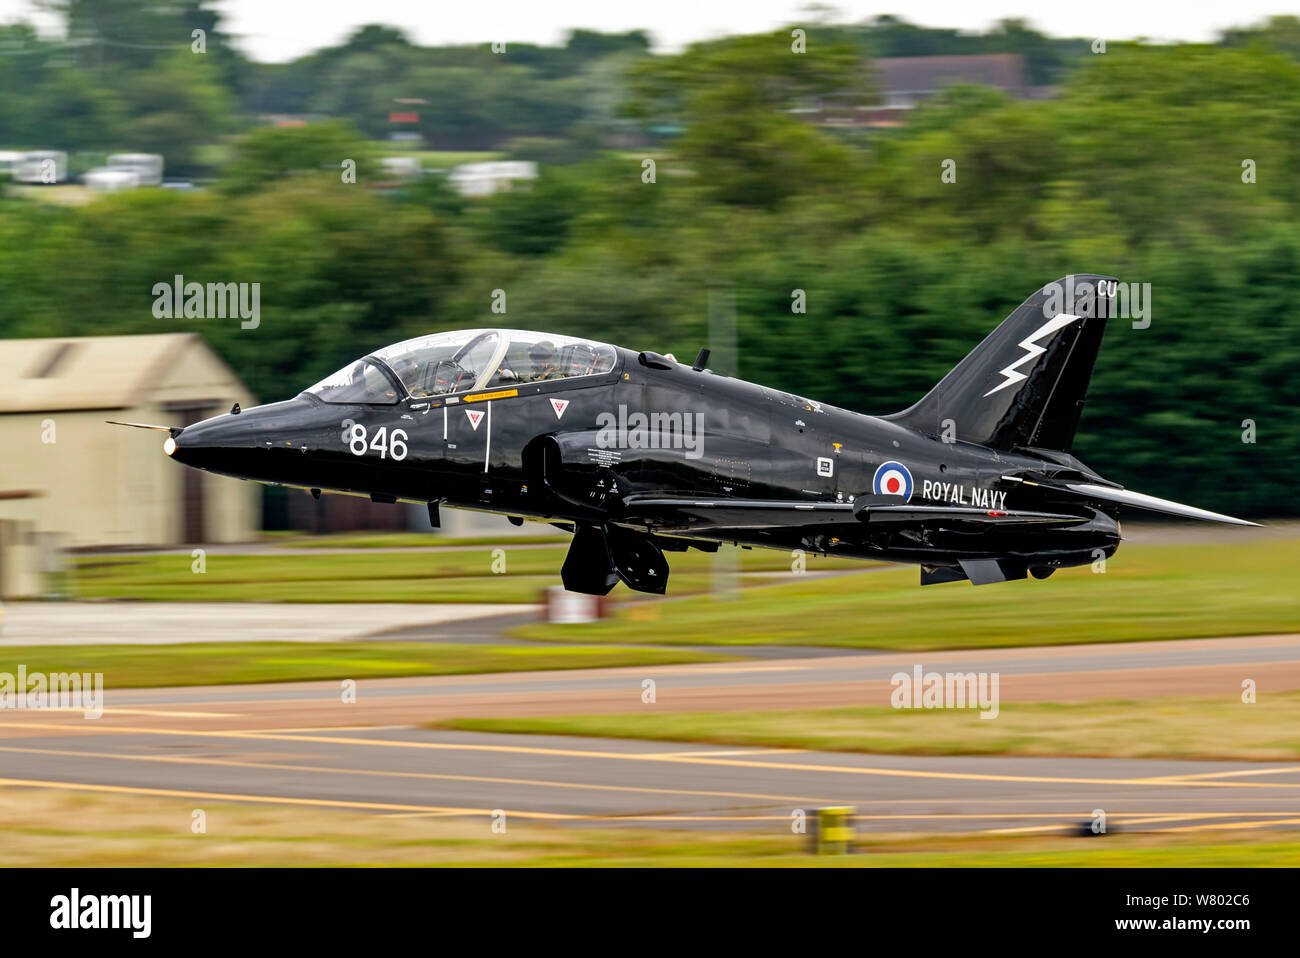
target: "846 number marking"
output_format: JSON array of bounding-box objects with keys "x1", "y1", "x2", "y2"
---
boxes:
[{"x1": 343, "y1": 422, "x2": 408, "y2": 461}]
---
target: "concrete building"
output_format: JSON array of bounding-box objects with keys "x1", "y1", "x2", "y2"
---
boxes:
[{"x1": 0, "y1": 333, "x2": 258, "y2": 548}]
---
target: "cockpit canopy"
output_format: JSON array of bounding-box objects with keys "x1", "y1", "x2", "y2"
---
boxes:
[{"x1": 305, "y1": 329, "x2": 619, "y2": 404}]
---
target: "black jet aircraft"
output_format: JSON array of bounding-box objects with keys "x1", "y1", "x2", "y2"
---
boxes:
[{"x1": 113, "y1": 274, "x2": 1257, "y2": 595}]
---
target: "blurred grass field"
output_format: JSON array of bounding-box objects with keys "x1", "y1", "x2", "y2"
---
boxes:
[
  {"x1": 0, "y1": 642, "x2": 729, "y2": 689},
  {"x1": 268, "y1": 531, "x2": 571, "y2": 548},
  {"x1": 517, "y1": 539, "x2": 1300, "y2": 650},
  {"x1": 68, "y1": 538, "x2": 1300, "y2": 648},
  {"x1": 69, "y1": 543, "x2": 847, "y2": 603},
  {"x1": 2, "y1": 790, "x2": 1295, "y2": 867},
  {"x1": 433, "y1": 692, "x2": 1300, "y2": 762}
]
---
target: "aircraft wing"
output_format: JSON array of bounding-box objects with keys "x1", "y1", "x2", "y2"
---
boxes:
[
  {"x1": 621, "y1": 496, "x2": 1086, "y2": 532},
  {"x1": 620, "y1": 497, "x2": 855, "y2": 530},
  {"x1": 623, "y1": 481, "x2": 1259, "y2": 534},
  {"x1": 1002, "y1": 475, "x2": 1260, "y2": 526},
  {"x1": 856, "y1": 504, "x2": 1089, "y2": 526}
]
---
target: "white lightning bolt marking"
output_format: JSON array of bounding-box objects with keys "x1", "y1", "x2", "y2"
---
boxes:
[{"x1": 982, "y1": 313, "x2": 1081, "y2": 397}]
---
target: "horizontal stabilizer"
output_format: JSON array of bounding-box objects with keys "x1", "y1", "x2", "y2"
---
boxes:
[{"x1": 1002, "y1": 476, "x2": 1259, "y2": 526}]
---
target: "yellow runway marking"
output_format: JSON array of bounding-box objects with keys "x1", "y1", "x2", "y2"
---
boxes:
[
  {"x1": 0, "y1": 744, "x2": 838, "y2": 806},
  {"x1": 980, "y1": 823, "x2": 1078, "y2": 835},
  {"x1": 846, "y1": 812, "x2": 1300, "y2": 822},
  {"x1": 108, "y1": 709, "x2": 236, "y2": 718},
  {"x1": 587, "y1": 816, "x2": 791, "y2": 822},
  {"x1": 382, "y1": 813, "x2": 802, "y2": 822},
  {"x1": 637, "y1": 664, "x2": 810, "y2": 675},
  {"x1": 638, "y1": 749, "x2": 805, "y2": 758},
  {"x1": 4, "y1": 707, "x2": 235, "y2": 718},
  {"x1": 250, "y1": 724, "x2": 410, "y2": 733},
  {"x1": 0, "y1": 777, "x2": 574, "y2": 819},
  {"x1": 0, "y1": 778, "x2": 1038, "y2": 825},
  {"x1": 977, "y1": 812, "x2": 1299, "y2": 835},
  {"x1": 1163, "y1": 816, "x2": 1300, "y2": 833},
  {"x1": 1141, "y1": 765, "x2": 1300, "y2": 783},
  {"x1": 1102, "y1": 813, "x2": 1222, "y2": 826},
  {"x1": 391, "y1": 811, "x2": 1300, "y2": 825},
  {"x1": 2, "y1": 765, "x2": 1295, "y2": 829},
  {"x1": 6, "y1": 721, "x2": 1300, "y2": 790}
]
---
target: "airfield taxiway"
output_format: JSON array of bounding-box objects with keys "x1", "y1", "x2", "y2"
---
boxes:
[{"x1": 1, "y1": 633, "x2": 1298, "y2": 834}]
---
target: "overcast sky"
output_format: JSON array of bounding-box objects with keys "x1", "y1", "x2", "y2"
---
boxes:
[{"x1": 0, "y1": 0, "x2": 1288, "y2": 61}]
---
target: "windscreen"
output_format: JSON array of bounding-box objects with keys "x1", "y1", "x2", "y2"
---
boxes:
[
  {"x1": 372, "y1": 330, "x2": 500, "y2": 398},
  {"x1": 483, "y1": 331, "x2": 617, "y2": 387},
  {"x1": 305, "y1": 359, "x2": 400, "y2": 404}
]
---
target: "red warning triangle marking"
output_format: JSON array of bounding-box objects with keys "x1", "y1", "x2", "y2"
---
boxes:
[
  {"x1": 549, "y1": 398, "x2": 569, "y2": 420},
  {"x1": 465, "y1": 409, "x2": 485, "y2": 431}
]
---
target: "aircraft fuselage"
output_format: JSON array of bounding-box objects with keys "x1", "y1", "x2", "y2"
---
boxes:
[
  {"x1": 170, "y1": 343, "x2": 1120, "y2": 578},
  {"x1": 141, "y1": 277, "x2": 1256, "y2": 594}
]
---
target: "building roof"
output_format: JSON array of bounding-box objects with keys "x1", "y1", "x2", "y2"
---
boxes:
[
  {"x1": 0, "y1": 333, "x2": 230, "y2": 413},
  {"x1": 873, "y1": 54, "x2": 1027, "y2": 97}
]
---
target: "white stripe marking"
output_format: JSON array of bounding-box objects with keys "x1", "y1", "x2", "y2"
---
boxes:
[{"x1": 983, "y1": 313, "x2": 1081, "y2": 397}]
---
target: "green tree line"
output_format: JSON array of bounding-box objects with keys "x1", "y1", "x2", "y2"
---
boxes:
[{"x1": 2, "y1": 13, "x2": 1299, "y2": 516}]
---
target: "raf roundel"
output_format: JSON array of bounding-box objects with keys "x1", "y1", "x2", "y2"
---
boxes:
[{"x1": 872, "y1": 460, "x2": 914, "y2": 501}]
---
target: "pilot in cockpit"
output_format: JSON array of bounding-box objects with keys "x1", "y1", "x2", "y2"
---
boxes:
[
  {"x1": 392, "y1": 358, "x2": 433, "y2": 398},
  {"x1": 527, "y1": 341, "x2": 564, "y2": 381}
]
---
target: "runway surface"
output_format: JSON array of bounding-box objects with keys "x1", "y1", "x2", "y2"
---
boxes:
[
  {"x1": 1, "y1": 633, "x2": 1298, "y2": 834},
  {"x1": 2, "y1": 725, "x2": 1299, "y2": 833},
  {"x1": 0, "y1": 601, "x2": 537, "y2": 645}
]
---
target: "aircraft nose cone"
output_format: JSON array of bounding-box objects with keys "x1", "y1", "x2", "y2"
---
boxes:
[
  {"x1": 165, "y1": 396, "x2": 324, "y2": 479},
  {"x1": 168, "y1": 404, "x2": 277, "y2": 468},
  {"x1": 167, "y1": 416, "x2": 233, "y2": 469}
]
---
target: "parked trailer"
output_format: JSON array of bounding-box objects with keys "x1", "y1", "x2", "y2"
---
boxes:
[{"x1": 106, "y1": 153, "x2": 164, "y2": 187}]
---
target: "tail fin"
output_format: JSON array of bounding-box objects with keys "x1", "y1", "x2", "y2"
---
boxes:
[{"x1": 885, "y1": 274, "x2": 1116, "y2": 453}]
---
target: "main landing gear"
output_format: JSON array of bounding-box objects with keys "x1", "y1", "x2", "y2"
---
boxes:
[{"x1": 561, "y1": 524, "x2": 670, "y2": 596}]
